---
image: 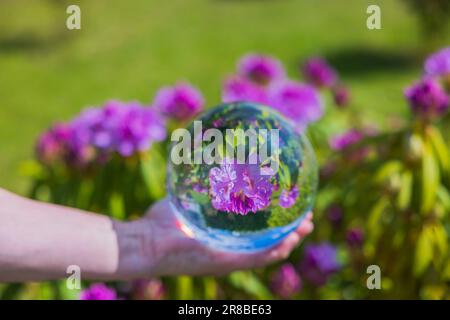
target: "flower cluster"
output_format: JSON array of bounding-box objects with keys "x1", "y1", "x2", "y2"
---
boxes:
[
  {"x1": 302, "y1": 57, "x2": 350, "y2": 108},
  {"x1": 208, "y1": 161, "x2": 274, "y2": 215},
  {"x1": 36, "y1": 101, "x2": 166, "y2": 168},
  {"x1": 222, "y1": 76, "x2": 268, "y2": 105},
  {"x1": 346, "y1": 227, "x2": 364, "y2": 248},
  {"x1": 329, "y1": 128, "x2": 375, "y2": 163},
  {"x1": 238, "y1": 54, "x2": 286, "y2": 85},
  {"x1": 404, "y1": 78, "x2": 449, "y2": 119},
  {"x1": 270, "y1": 263, "x2": 302, "y2": 299},
  {"x1": 270, "y1": 241, "x2": 341, "y2": 297},
  {"x1": 279, "y1": 186, "x2": 299, "y2": 209},
  {"x1": 80, "y1": 283, "x2": 117, "y2": 300},
  {"x1": 299, "y1": 242, "x2": 341, "y2": 286},
  {"x1": 424, "y1": 47, "x2": 450, "y2": 78},
  {"x1": 36, "y1": 80, "x2": 206, "y2": 170},
  {"x1": 153, "y1": 83, "x2": 204, "y2": 121},
  {"x1": 302, "y1": 57, "x2": 337, "y2": 88},
  {"x1": 222, "y1": 54, "x2": 323, "y2": 131},
  {"x1": 267, "y1": 81, "x2": 323, "y2": 132},
  {"x1": 404, "y1": 48, "x2": 450, "y2": 120},
  {"x1": 329, "y1": 129, "x2": 365, "y2": 151},
  {"x1": 208, "y1": 158, "x2": 302, "y2": 215}
]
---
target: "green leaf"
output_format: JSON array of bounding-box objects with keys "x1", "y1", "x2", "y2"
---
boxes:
[
  {"x1": 427, "y1": 126, "x2": 450, "y2": 174},
  {"x1": 374, "y1": 160, "x2": 403, "y2": 184},
  {"x1": 0, "y1": 284, "x2": 23, "y2": 299},
  {"x1": 367, "y1": 197, "x2": 388, "y2": 242},
  {"x1": 109, "y1": 192, "x2": 125, "y2": 220},
  {"x1": 202, "y1": 277, "x2": 217, "y2": 300},
  {"x1": 18, "y1": 160, "x2": 45, "y2": 179},
  {"x1": 414, "y1": 226, "x2": 434, "y2": 276},
  {"x1": 421, "y1": 142, "x2": 440, "y2": 214},
  {"x1": 432, "y1": 223, "x2": 448, "y2": 260},
  {"x1": 443, "y1": 259, "x2": 450, "y2": 280},
  {"x1": 57, "y1": 280, "x2": 80, "y2": 300},
  {"x1": 397, "y1": 170, "x2": 413, "y2": 210},
  {"x1": 141, "y1": 150, "x2": 166, "y2": 200},
  {"x1": 176, "y1": 276, "x2": 194, "y2": 300},
  {"x1": 228, "y1": 271, "x2": 273, "y2": 299},
  {"x1": 437, "y1": 186, "x2": 450, "y2": 212},
  {"x1": 190, "y1": 191, "x2": 209, "y2": 205}
]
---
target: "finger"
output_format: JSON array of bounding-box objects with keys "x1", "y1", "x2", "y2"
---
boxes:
[
  {"x1": 296, "y1": 219, "x2": 314, "y2": 238},
  {"x1": 227, "y1": 231, "x2": 301, "y2": 269},
  {"x1": 268, "y1": 231, "x2": 301, "y2": 260},
  {"x1": 294, "y1": 211, "x2": 314, "y2": 237}
]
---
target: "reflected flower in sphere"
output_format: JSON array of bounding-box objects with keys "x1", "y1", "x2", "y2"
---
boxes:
[
  {"x1": 238, "y1": 54, "x2": 286, "y2": 85},
  {"x1": 279, "y1": 186, "x2": 299, "y2": 209},
  {"x1": 405, "y1": 78, "x2": 449, "y2": 119},
  {"x1": 329, "y1": 129, "x2": 364, "y2": 151},
  {"x1": 153, "y1": 83, "x2": 204, "y2": 121},
  {"x1": 268, "y1": 80, "x2": 323, "y2": 131},
  {"x1": 222, "y1": 76, "x2": 268, "y2": 105},
  {"x1": 424, "y1": 47, "x2": 450, "y2": 77},
  {"x1": 209, "y1": 160, "x2": 274, "y2": 215},
  {"x1": 270, "y1": 263, "x2": 302, "y2": 299},
  {"x1": 302, "y1": 57, "x2": 337, "y2": 88},
  {"x1": 80, "y1": 283, "x2": 117, "y2": 300},
  {"x1": 299, "y1": 242, "x2": 341, "y2": 286}
]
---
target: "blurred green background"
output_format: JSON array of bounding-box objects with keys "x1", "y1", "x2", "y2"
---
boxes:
[{"x1": 1, "y1": 0, "x2": 448, "y2": 194}]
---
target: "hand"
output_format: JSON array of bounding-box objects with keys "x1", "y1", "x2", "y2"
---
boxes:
[{"x1": 116, "y1": 198, "x2": 313, "y2": 278}]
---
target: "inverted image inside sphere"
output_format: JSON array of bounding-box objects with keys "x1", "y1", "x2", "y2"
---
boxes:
[{"x1": 167, "y1": 101, "x2": 318, "y2": 251}]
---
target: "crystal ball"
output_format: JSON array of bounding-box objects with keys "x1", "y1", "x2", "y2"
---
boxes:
[{"x1": 167, "y1": 102, "x2": 318, "y2": 252}]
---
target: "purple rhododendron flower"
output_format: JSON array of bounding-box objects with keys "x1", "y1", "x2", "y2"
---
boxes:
[
  {"x1": 35, "y1": 101, "x2": 167, "y2": 167},
  {"x1": 80, "y1": 283, "x2": 117, "y2": 300},
  {"x1": 270, "y1": 263, "x2": 302, "y2": 299},
  {"x1": 329, "y1": 129, "x2": 364, "y2": 151},
  {"x1": 192, "y1": 183, "x2": 208, "y2": 193},
  {"x1": 74, "y1": 100, "x2": 128, "y2": 151},
  {"x1": 114, "y1": 102, "x2": 166, "y2": 156},
  {"x1": 404, "y1": 78, "x2": 449, "y2": 118},
  {"x1": 221, "y1": 76, "x2": 268, "y2": 105},
  {"x1": 302, "y1": 57, "x2": 337, "y2": 88},
  {"x1": 279, "y1": 186, "x2": 299, "y2": 208},
  {"x1": 346, "y1": 228, "x2": 364, "y2": 247},
  {"x1": 326, "y1": 204, "x2": 343, "y2": 228},
  {"x1": 332, "y1": 85, "x2": 350, "y2": 107},
  {"x1": 209, "y1": 160, "x2": 274, "y2": 215},
  {"x1": 299, "y1": 242, "x2": 341, "y2": 286},
  {"x1": 424, "y1": 47, "x2": 450, "y2": 77},
  {"x1": 153, "y1": 83, "x2": 204, "y2": 121},
  {"x1": 36, "y1": 122, "x2": 95, "y2": 168},
  {"x1": 74, "y1": 101, "x2": 166, "y2": 157},
  {"x1": 268, "y1": 80, "x2": 323, "y2": 131},
  {"x1": 35, "y1": 123, "x2": 73, "y2": 165},
  {"x1": 238, "y1": 54, "x2": 286, "y2": 85}
]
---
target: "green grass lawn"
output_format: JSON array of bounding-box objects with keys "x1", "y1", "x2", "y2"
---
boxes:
[{"x1": 0, "y1": 0, "x2": 448, "y2": 194}]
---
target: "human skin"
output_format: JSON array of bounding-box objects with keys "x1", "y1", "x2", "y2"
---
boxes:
[{"x1": 0, "y1": 188, "x2": 313, "y2": 282}]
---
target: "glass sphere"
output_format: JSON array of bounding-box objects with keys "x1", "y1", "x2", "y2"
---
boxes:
[{"x1": 167, "y1": 102, "x2": 318, "y2": 252}]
